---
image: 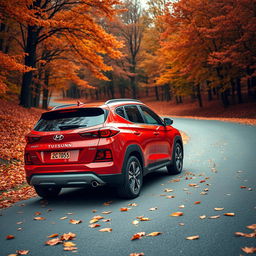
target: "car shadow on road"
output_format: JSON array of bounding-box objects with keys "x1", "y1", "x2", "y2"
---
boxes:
[
  {"x1": 27, "y1": 168, "x2": 175, "y2": 209},
  {"x1": 27, "y1": 168, "x2": 180, "y2": 209}
]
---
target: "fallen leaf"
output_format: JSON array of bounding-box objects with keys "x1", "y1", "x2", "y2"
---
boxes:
[
  {"x1": 166, "y1": 195, "x2": 175, "y2": 199},
  {"x1": 240, "y1": 186, "x2": 247, "y2": 189},
  {"x1": 139, "y1": 217, "x2": 151, "y2": 221},
  {"x1": 45, "y1": 238, "x2": 62, "y2": 246},
  {"x1": 102, "y1": 219, "x2": 111, "y2": 222},
  {"x1": 199, "y1": 180, "x2": 206, "y2": 183},
  {"x1": 16, "y1": 222, "x2": 23, "y2": 225},
  {"x1": 90, "y1": 215, "x2": 104, "y2": 224},
  {"x1": 241, "y1": 247, "x2": 256, "y2": 254},
  {"x1": 199, "y1": 215, "x2": 206, "y2": 219},
  {"x1": 92, "y1": 209, "x2": 97, "y2": 213},
  {"x1": 235, "y1": 232, "x2": 256, "y2": 238},
  {"x1": 169, "y1": 212, "x2": 183, "y2": 217},
  {"x1": 63, "y1": 247, "x2": 78, "y2": 251},
  {"x1": 149, "y1": 207, "x2": 157, "y2": 211},
  {"x1": 128, "y1": 203, "x2": 138, "y2": 206},
  {"x1": 224, "y1": 213, "x2": 235, "y2": 216},
  {"x1": 102, "y1": 211, "x2": 112, "y2": 214},
  {"x1": 129, "y1": 253, "x2": 144, "y2": 256},
  {"x1": 6, "y1": 235, "x2": 15, "y2": 240},
  {"x1": 61, "y1": 232, "x2": 76, "y2": 241},
  {"x1": 247, "y1": 224, "x2": 256, "y2": 230},
  {"x1": 131, "y1": 232, "x2": 146, "y2": 240},
  {"x1": 132, "y1": 220, "x2": 139, "y2": 225},
  {"x1": 179, "y1": 205, "x2": 185, "y2": 208},
  {"x1": 48, "y1": 234, "x2": 58, "y2": 238},
  {"x1": 66, "y1": 212, "x2": 73, "y2": 215},
  {"x1": 188, "y1": 184, "x2": 197, "y2": 187},
  {"x1": 34, "y1": 217, "x2": 45, "y2": 220},
  {"x1": 164, "y1": 188, "x2": 174, "y2": 192},
  {"x1": 103, "y1": 201, "x2": 112, "y2": 206},
  {"x1": 59, "y1": 216, "x2": 67, "y2": 220},
  {"x1": 69, "y1": 219, "x2": 82, "y2": 224},
  {"x1": 179, "y1": 223, "x2": 185, "y2": 226},
  {"x1": 171, "y1": 179, "x2": 180, "y2": 182},
  {"x1": 200, "y1": 192, "x2": 208, "y2": 195},
  {"x1": 194, "y1": 201, "x2": 201, "y2": 204},
  {"x1": 120, "y1": 207, "x2": 130, "y2": 212},
  {"x1": 99, "y1": 228, "x2": 112, "y2": 232},
  {"x1": 7, "y1": 254, "x2": 17, "y2": 256},
  {"x1": 186, "y1": 235, "x2": 200, "y2": 240},
  {"x1": 89, "y1": 224, "x2": 101, "y2": 228},
  {"x1": 214, "y1": 208, "x2": 224, "y2": 211},
  {"x1": 16, "y1": 250, "x2": 29, "y2": 255},
  {"x1": 209, "y1": 215, "x2": 220, "y2": 219},
  {"x1": 63, "y1": 241, "x2": 76, "y2": 247},
  {"x1": 146, "y1": 232, "x2": 162, "y2": 237},
  {"x1": 34, "y1": 211, "x2": 41, "y2": 216}
]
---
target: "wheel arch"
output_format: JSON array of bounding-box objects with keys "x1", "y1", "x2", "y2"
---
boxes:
[{"x1": 122, "y1": 144, "x2": 144, "y2": 173}]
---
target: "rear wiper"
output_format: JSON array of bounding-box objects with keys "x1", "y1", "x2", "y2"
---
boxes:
[{"x1": 59, "y1": 125, "x2": 87, "y2": 130}]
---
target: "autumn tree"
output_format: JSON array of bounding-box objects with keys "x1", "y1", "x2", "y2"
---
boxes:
[
  {"x1": 118, "y1": 0, "x2": 144, "y2": 98},
  {"x1": 0, "y1": 0, "x2": 122, "y2": 107}
]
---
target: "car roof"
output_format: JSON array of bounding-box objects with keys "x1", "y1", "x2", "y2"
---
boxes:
[{"x1": 50, "y1": 99, "x2": 144, "y2": 112}]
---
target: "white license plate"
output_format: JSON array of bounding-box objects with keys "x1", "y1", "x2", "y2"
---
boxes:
[{"x1": 51, "y1": 152, "x2": 70, "y2": 159}]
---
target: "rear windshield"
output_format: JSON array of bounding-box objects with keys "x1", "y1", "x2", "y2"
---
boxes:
[{"x1": 34, "y1": 108, "x2": 106, "y2": 131}]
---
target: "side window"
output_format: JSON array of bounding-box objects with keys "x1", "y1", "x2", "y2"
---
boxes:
[
  {"x1": 115, "y1": 107, "x2": 126, "y2": 119},
  {"x1": 140, "y1": 106, "x2": 163, "y2": 125},
  {"x1": 124, "y1": 105, "x2": 144, "y2": 123}
]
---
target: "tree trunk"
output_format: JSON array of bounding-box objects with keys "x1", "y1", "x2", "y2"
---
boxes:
[
  {"x1": 236, "y1": 77, "x2": 243, "y2": 104},
  {"x1": 20, "y1": 25, "x2": 39, "y2": 108},
  {"x1": 231, "y1": 79, "x2": 236, "y2": 104},
  {"x1": 207, "y1": 81, "x2": 212, "y2": 101},
  {"x1": 196, "y1": 84, "x2": 203, "y2": 107},
  {"x1": 164, "y1": 84, "x2": 170, "y2": 101},
  {"x1": 42, "y1": 70, "x2": 50, "y2": 110},
  {"x1": 221, "y1": 90, "x2": 230, "y2": 108},
  {"x1": 154, "y1": 86, "x2": 159, "y2": 101}
]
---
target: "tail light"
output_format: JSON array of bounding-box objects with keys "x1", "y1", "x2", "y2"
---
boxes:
[
  {"x1": 79, "y1": 127, "x2": 119, "y2": 139},
  {"x1": 26, "y1": 136, "x2": 41, "y2": 143},
  {"x1": 95, "y1": 149, "x2": 113, "y2": 162},
  {"x1": 24, "y1": 153, "x2": 32, "y2": 164}
]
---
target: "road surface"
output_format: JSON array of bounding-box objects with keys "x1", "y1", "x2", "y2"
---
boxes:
[{"x1": 1, "y1": 118, "x2": 256, "y2": 256}]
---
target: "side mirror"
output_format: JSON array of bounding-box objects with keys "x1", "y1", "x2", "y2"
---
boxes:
[{"x1": 163, "y1": 118, "x2": 173, "y2": 126}]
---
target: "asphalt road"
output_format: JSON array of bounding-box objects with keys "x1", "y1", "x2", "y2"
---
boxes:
[{"x1": 1, "y1": 118, "x2": 256, "y2": 256}]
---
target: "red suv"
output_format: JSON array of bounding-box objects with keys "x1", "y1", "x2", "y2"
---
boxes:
[{"x1": 25, "y1": 99, "x2": 183, "y2": 199}]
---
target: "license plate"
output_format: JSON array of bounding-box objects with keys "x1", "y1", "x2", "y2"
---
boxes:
[{"x1": 51, "y1": 152, "x2": 70, "y2": 159}]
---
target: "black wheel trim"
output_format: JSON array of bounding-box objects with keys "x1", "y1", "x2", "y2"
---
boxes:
[
  {"x1": 128, "y1": 160, "x2": 141, "y2": 194},
  {"x1": 175, "y1": 144, "x2": 183, "y2": 172}
]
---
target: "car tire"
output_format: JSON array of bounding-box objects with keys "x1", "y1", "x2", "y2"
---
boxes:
[
  {"x1": 167, "y1": 142, "x2": 183, "y2": 175},
  {"x1": 34, "y1": 186, "x2": 61, "y2": 199},
  {"x1": 117, "y1": 156, "x2": 143, "y2": 199}
]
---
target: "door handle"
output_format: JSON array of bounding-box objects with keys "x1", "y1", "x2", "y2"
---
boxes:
[
  {"x1": 153, "y1": 132, "x2": 160, "y2": 136},
  {"x1": 134, "y1": 131, "x2": 141, "y2": 136}
]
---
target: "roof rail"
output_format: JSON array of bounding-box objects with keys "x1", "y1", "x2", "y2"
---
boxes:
[
  {"x1": 105, "y1": 99, "x2": 142, "y2": 104},
  {"x1": 52, "y1": 104, "x2": 77, "y2": 110}
]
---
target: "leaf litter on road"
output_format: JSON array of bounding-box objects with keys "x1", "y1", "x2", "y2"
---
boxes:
[
  {"x1": 186, "y1": 235, "x2": 200, "y2": 240},
  {"x1": 169, "y1": 212, "x2": 183, "y2": 217}
]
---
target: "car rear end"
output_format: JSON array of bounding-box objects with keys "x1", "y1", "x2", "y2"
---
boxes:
[{"x1": 24, "y1": 105, "x2": 124, "y2": 191}]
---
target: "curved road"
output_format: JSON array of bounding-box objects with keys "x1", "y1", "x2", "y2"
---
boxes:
[{"x1": 1, "y1": 119, "x2": 256, "y2": 256}]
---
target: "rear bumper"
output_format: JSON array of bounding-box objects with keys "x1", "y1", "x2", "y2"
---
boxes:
[
  {"x1": 25, "y1": 162, "x2": 123, "y2": 187},
  {"x1": 27, "y1": 172, "x2": 123, "y2": 187}
]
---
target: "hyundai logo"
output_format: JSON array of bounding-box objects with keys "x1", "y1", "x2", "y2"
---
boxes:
[{"x1": 53, "y1": 134, "x2": 64, "y2": 141}]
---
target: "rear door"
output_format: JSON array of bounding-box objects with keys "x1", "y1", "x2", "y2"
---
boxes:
[
  {"x1": 123, "y1": 105, "x2": 161, "y2": 167},
  {"x1": 28, "y1": 108, "x2": 106, "y2": 165}
]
